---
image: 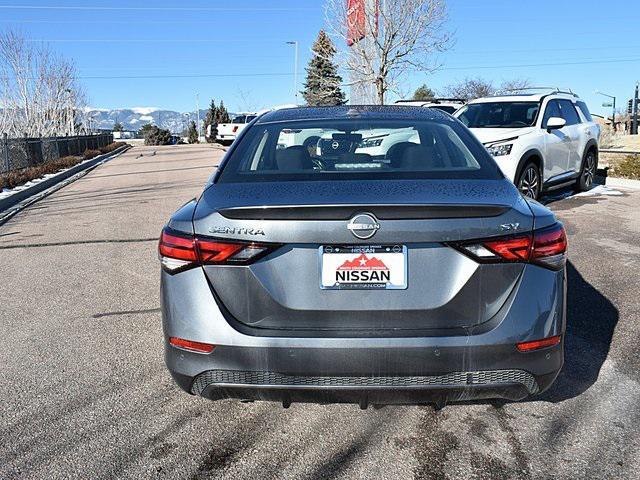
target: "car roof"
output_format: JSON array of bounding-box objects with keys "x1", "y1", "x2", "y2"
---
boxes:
[
  {"x1": 467, "y1": 92, "x2": 580, "y2": 104},
  {"x1": 255, "y1": 105, "x2": 452, "y2": 124}
]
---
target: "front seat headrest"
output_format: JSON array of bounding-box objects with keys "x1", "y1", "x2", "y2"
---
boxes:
[{"x1": 276, "y1": 146, "x2": 313, "y2": 171}]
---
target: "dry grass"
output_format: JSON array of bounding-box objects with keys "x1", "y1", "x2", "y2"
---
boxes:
[
  {"x1": 610, "y1": 155, "x2": 640, "y2": 179},
  {"x1": 83, "y1": 149, "x2": 102, "y2": 160},
  {"x1": 1, "y1": 142, "x2": 128, "y2": 191},
  {"x1": 100, "y1": 141, "x2": 127, "y2": 154}
]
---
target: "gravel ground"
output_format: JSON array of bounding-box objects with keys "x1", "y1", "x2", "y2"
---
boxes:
[{"x1": 0, "y1": 144, "x2": 638, "y2": 479}]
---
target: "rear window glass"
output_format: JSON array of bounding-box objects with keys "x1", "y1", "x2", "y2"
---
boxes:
[
  {"x1": 430, "y1": 105, "x2": 458, "y2": 114},
  {"x1": 216, "y1": 119, "x2": 502, "y2": 183}
]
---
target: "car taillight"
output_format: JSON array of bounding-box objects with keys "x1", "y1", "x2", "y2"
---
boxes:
[
  {"x1": 158, "y1": 228, "x2": 276, "y2": 273},
  {"x1": 232, "y1": 126, "x2": 239, "y2": 133},
  {"x1": 530, "y1": 223, "x2": 568, "y2": 270},
  {"x1": 453, "y1": 223, "x2": 567, "y2": 270}
]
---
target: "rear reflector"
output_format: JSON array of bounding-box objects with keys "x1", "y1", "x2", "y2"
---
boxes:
[
  {"x1": 169, "y1": 337, "x2": 215, "y2": 353},
  {"x1": 516, "y1": 335, "x2": 561, "y2": 352},
  {"x1": 453, "y1": 223, "x2": 567, "y2": 270},
  {"x1": 158, "y1": 227, "x2": 277, "y2": 273}
]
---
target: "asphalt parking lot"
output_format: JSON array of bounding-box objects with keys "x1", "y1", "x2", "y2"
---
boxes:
[{"x1": 1, "y1": 144, "x2": 639, "y2": 479}]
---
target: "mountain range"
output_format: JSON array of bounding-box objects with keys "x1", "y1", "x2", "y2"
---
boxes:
[{"x1": 84, "y1": 107, "x2": 237, "y2": 134}]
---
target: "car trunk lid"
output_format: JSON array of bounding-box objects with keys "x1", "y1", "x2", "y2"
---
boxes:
[{"x1": 193, "y1": 179, "x2": 533, "y2": 335}]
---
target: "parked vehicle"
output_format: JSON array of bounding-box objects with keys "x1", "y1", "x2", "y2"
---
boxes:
[
  {"x1": 454, "y1": 89, "x2": 600, "y2": 199},
  {"x1": 159, "y1": 106, "x2": 567, "y2": 408},
  {"x1": 216, "y1": 113, "x2": 258, "y2": 145},
  {"x1": 395, "y1": 98, "x2": 465, "y2": 114}
]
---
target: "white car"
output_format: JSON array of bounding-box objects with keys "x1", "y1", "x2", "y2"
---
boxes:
[
  {"x1": 395, "y1": 98, "x2": 465, "y2": 115},
  {"x1": 454, "y1": 90, "x2": 600, "y2": 199},
  {"x1": 216, "y1": 113, "x2": 258, "y2": 145},
  {"x1": 316, "y1": 128, "x2": 419, "y2": 165}
]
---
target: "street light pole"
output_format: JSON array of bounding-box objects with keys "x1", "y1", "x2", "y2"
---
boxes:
[
  {"x1": 196, "y1": 93, "x2": 201, "y2": 141},
  {"x1": 633, "y1": 82, "x2": 639, "y2": 135},
  {"x1": 595, "y1": 90, "x2": 617, "y2": 132},
  {"x1": 286, "y1": 41, "x2": 299, "y2": 105}
]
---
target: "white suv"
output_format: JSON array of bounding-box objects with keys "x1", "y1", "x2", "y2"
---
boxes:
[
  {"x1": 454, "y1": 90, "x2": 600, "y2": 199},
  {"x1": 395, "y1": 98, "x2": 465, "y2": 115}
]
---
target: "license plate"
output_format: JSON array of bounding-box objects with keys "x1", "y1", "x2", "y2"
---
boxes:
[{"x1": 319, "y1": 245, "x2": 407, "y2": 290}]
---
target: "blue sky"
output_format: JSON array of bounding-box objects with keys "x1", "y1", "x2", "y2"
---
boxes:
[{"x1": 0, "y1": 0, "x2": 638, "y2": 115}]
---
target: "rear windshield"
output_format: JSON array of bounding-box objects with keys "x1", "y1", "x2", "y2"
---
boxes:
[
  {"x1": 216, "y1": 119, "x2": 502, "y2": 183},
  {"x1": 457, "y1": 102, "x2": 540, "y2": 128},
  {"x1": 430, "y1": 105, "x2": 458, "y2": 114}
]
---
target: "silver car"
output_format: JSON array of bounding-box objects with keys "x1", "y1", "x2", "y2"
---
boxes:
[{"x1": 159, "y1": 106, "x2": 567, "y2": 408}]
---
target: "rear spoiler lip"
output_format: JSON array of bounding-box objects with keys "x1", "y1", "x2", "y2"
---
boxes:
[{"x1": 218, "y1": 204, "x2": 510, "y2": 221}]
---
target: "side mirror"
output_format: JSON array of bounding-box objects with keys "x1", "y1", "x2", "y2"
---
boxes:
[{"x1": 546, "y1": 117, "x2": 566, "y2": 132}]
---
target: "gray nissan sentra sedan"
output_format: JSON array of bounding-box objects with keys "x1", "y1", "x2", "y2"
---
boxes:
[{"x1": 159, "y1": 106, "x2": 567, "y2": 408}]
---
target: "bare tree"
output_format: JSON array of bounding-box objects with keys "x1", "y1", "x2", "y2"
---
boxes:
[
  {"x1": 325, "y1": 0, "x2": 451, "y2": 105},
  {"x1": 0, "y1": 30, "x2": 86, "y2": 137},
  {"x1": 444, "y1": 77, "x2": 531, "y2": 101},
  {"x1": 444, "y1": 77, "x2": 494, "y2": 101},
  {"x1": 497, "y1": 78, "x2": 531, "y2": 94}
]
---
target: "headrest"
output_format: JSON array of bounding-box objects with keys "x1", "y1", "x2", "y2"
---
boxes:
[{"x1": 276, "y1": 146, "x2": 312, "y2": 171}]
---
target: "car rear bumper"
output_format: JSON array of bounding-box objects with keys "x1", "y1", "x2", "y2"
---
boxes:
[
  {"x1": 161, "y1": 265, "x2": 565, "y2": 406},
  {"x1": 165, "y1": 341, "x2": 563, "y2": 405}
]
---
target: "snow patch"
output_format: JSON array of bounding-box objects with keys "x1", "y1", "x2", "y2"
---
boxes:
[
  {"x1": 84, "y1": 106, "x2": 109, "y2": 113},
  {"x1": 139, "y1": 115, "x2": 154, "y2": 121},
  {"x1": 574, "y1": 185, "x2": 623, "y2": 197},
  {"x1": 131, "y1": 107, "x2": 159, "y2": 115}
]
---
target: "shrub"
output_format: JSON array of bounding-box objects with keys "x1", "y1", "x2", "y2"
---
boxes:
[
  {"x1": 1, "y1": 142, "x2": 128, "y2": 190},
  {"x1": 143, "y1": 126, "x2": 172, "y2": 146},
  {"x1": 1, "y1": 156, "x2": 82, "y2": 190},
  {"x1": 612, "y1": 155, "x2": 640, "y2": 179},
  {"x1": 83, "y1": 149, "x2": 102, "y2": 160},
  {"x1": 99, "y1": 141, "x2": 127, "y2": 154}
]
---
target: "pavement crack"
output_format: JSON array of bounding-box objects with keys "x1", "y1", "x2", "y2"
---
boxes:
[
  {"x1": 93, "y1": 307, "x2": 161, "y2": 319},
  {"x1": 0, "y1": 237, "x2": 157, "y2": 249}
]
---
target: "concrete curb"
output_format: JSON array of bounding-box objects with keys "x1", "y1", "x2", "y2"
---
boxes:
[{"x1": 0, "y1": 145, "x2": 131, "y2": 225}]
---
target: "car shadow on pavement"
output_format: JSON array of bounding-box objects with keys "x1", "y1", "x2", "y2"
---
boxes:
[{"x1": 536, "y1": 261, "x2": 619, "y2": 403}]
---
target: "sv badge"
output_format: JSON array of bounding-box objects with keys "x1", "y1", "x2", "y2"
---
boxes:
[{"x1": 499, "y1": 223, "x2": 520, "y2": 232}]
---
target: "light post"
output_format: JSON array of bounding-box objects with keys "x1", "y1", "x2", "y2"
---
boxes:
[
  {"x1": 196, "y1": 93, "x2": 201, "y2": 141},
  {"x1": 595, "y1": 90, "x2": 617, "y2": 132},
  {"x1": 286, "y1": 41, "x2": 299, "y2": 105}
]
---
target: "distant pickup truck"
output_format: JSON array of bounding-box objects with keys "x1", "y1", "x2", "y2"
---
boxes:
[{"x1": 215, "y1": 113, "x2": 258, "y2": 145}]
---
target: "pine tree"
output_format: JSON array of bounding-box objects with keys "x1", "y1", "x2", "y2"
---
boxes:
[
  {"x1": 302, "y1": 30, "x2": 346, "y2": 107},
  {"x1": 113, "y1": 121, "x2": 123, "y2": 132},
  {"x1": 413, "y1": 84, "x2": 436, "y2": 101},
  {"x1": 204, "y1": 99, "x2": 218, "y2": 143},
  {"x1": 187, "y1": 121, "x2": 199, "y2": 144},
  {"x1": 217, "y1": 100, "x2": 231, "y2": 123}
]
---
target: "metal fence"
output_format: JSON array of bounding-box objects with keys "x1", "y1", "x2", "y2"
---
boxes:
[{"x1": 1, "y1": 133, "x2": 114, "y2": 174}]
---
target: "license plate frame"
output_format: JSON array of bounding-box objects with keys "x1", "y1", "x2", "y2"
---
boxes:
[{"x1": 319, "y1": 245, "x2": 408, "y2": 290}]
